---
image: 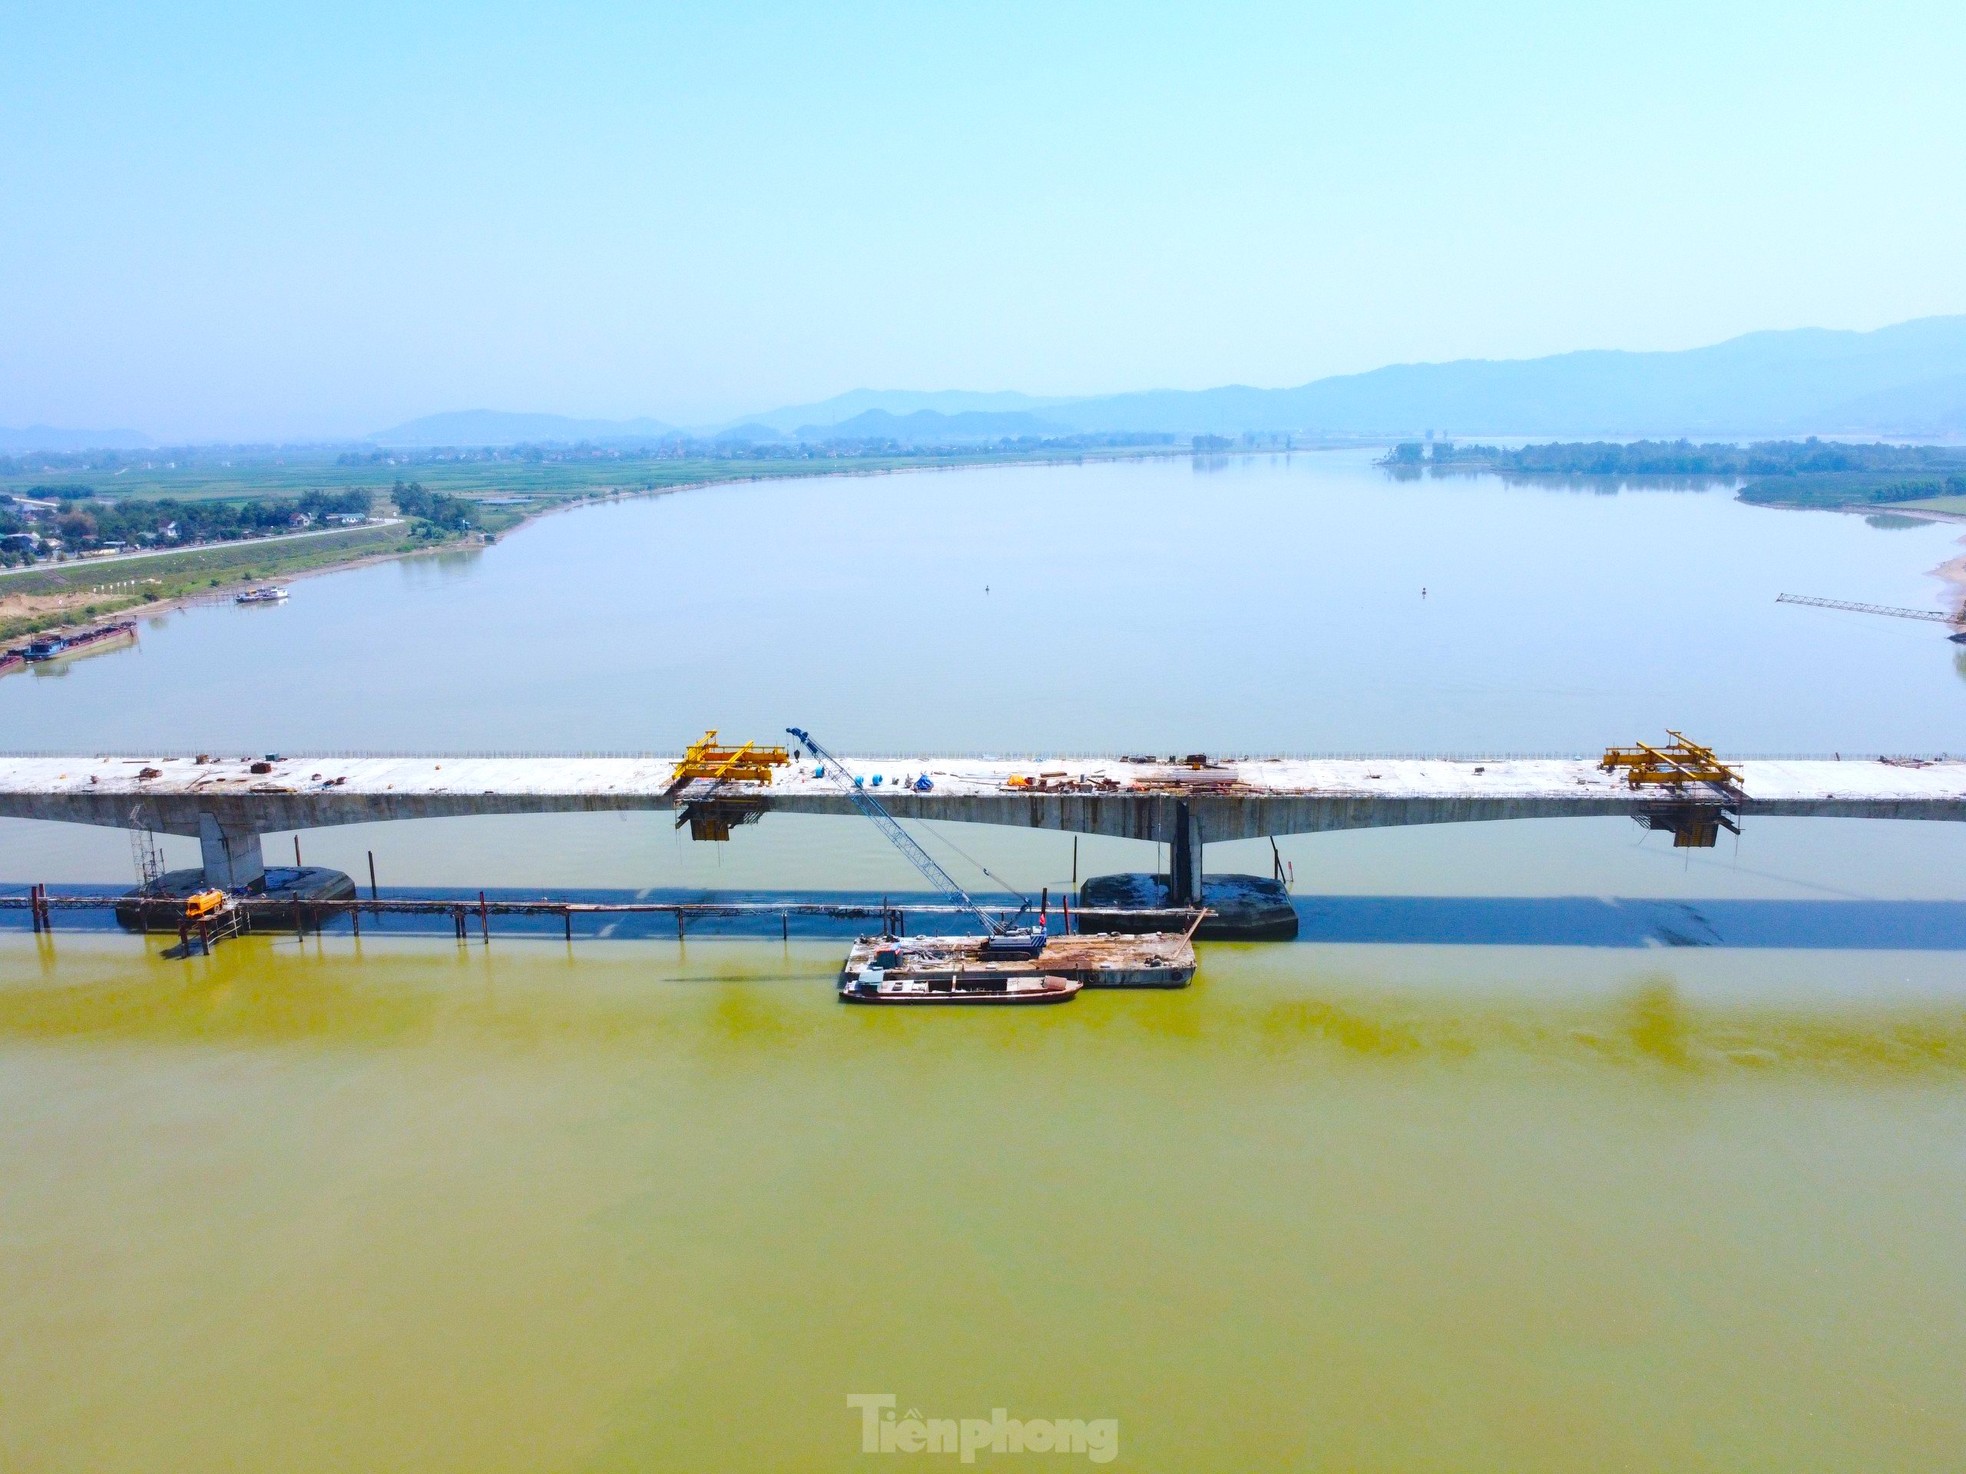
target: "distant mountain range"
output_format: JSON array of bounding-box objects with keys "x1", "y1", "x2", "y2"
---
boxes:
[
  {"x1": 748, "y1": 316, "x2": 1966, "y2": 442},
  {"x1": 358, "y1": 318, "x2": 1966, "y2": 445},
  {"x1": 793, "y1": 409, "x2": 1073, "y2": 444},
  {"x1": 745, "y1": 388, "x2": 1074, "y2": 434},
  {"x1": 368, "y1": 401, "x2": 1080, "y2": 447},
  {"x1": 367, "y1": 410, "x2": 674, "y2": 447},
  {"x1": 5, "y1": 317, "x2": 1963, "y2": 454}
]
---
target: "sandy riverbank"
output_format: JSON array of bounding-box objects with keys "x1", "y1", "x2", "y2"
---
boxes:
[
  {"x1": 0, "y1": 531, "x2": 495, "y2": 658},
  {"x1": 1930, "y1": 545, "x2": 1966, "y2": 616}
]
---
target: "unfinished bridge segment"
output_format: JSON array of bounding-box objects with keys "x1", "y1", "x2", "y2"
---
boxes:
[{"x1": 5, "y1": 751, "x2": 1966, "y2": 898}]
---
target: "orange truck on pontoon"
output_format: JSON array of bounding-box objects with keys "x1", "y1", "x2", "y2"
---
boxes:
[{"x1": 183, "y1": 889, "x2": 227, "y2": 921}]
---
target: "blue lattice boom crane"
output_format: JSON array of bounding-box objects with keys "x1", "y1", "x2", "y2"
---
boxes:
[{"x1": 785, "y1": 727, "x2": 1045, "y2": 959}]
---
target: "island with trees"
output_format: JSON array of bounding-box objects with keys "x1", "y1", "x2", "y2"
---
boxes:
[{"x1": 1383, "y1": 438, "x2": 1966, "y2": 510}]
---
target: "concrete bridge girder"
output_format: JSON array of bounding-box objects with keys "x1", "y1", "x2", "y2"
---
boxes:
[
  {"x1": 5, "y1": 789, "x2": 1646, "y2": 907},
  {"x1": 0, "y1": 793, "x2": 659, "y2": 838},
  {"x1": 11, "y1": 754, "x2": 1966, "y2": 899},
  {"x1": 10, "y1": 791, "x2": 1966, "y2": 845},
  {"x1": 763, "y1": 792, "x2": 1655, "y2": 840}
]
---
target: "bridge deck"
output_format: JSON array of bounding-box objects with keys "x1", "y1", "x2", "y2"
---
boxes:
[{"x1": 3, "y1": 752, "x2": 1965, "y2": 841}]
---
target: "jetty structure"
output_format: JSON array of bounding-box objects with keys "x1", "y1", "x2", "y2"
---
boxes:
[{"x1": 4, "y1": 738, "x2": 1966, "y2": 906}]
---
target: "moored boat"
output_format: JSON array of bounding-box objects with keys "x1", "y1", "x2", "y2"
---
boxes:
[
  {"x1": 840, "y1": 951, "x2": 1081, "y2": 1005},
  {"x1": 841, "y1": 930, "x2": 1195, "y2": 993},
  {"x1": 21, "y1": 619, "x2": 138, "y2": 663},
  {"x1": 235, "y1": 585, "x2": 289, "y2": 604}
]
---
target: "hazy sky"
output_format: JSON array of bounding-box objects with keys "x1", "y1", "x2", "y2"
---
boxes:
[{"x1": 3, "y1": 2, "x2": 1962, "y2": 440}]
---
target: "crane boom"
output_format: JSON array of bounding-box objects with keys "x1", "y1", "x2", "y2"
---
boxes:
[
  {"x1": 786, "y1": 728, "x2": 1033, "y2": 944},
  {"x1": 1776, "y1": 592, "x2": 1960, "y2": 626}
]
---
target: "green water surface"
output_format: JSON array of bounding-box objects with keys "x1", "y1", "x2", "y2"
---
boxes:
[{"x1": 4, "y1": 934, "x2": 1962, "y2": 1471}]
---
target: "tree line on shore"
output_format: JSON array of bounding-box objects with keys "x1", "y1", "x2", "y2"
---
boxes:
[
  {"x1": 1382, "y1": 438, "x2": 1966, "y2": 509},
  {"x1": 0, "y1": 481, "x2": 487, "y2": 567},
  {"x1": 1390, "y1": 438, "x2": 1966, "y2": 476},
  {"x1": 0, "y1": 488, "x2": 372, "y2": 565}
]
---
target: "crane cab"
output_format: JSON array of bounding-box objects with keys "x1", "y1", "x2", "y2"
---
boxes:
[{"x1": 979, "y1": 928, "x2": 1046, "y2": 960}]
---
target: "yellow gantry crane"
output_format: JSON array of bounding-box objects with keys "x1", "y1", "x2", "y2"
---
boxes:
[
  {"x1": 670, "y1": 730, "x2": 791, "y2": 786},
  {"x1": 1599, "y1": 730, "x2": 1743, "y2": 847},
  {"x1": 1598, "y1": 730, "x2": 1741, "y2": 791},
  {"x1": 668, "y1": 730, "x2": 792, "y2": 840}
]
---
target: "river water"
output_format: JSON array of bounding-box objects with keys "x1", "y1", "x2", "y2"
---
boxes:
[{"x1": 4, "y1": 452, "x2": 1965, "y2": 1468}]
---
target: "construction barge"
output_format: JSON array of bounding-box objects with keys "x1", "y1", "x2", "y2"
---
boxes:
[
  {"x1": 3, "y1": 619, "x2": 139, "y2": 676},
  {"x1": 23, "y1": 619, "x2": 138, "y2": 663},
  {"x1": 773, "y1": 728, "x2": 1207, "y2": 1006}
]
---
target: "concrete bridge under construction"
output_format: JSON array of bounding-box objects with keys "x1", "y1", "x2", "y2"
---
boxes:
[{"x1": 5, "y1": 750, "x2": 1966, "y2": 897}]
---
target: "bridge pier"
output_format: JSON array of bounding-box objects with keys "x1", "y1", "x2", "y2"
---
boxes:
[
  {"x1": 198, "y1": 813, "x2": 265, "y2": 890},
  {"x1": 1168, "y1": 801, "x2": 1203, "y2": 906}
]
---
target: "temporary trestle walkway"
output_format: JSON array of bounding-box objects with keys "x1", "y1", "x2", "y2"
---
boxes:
[{"x1": 0, "y1": 890, "x2": 1200, "y2": 944}]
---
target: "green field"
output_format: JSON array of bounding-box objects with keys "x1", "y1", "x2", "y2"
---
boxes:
[{"x1": 0, "y1": 444, "x2": 1162, "y2": 504}]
